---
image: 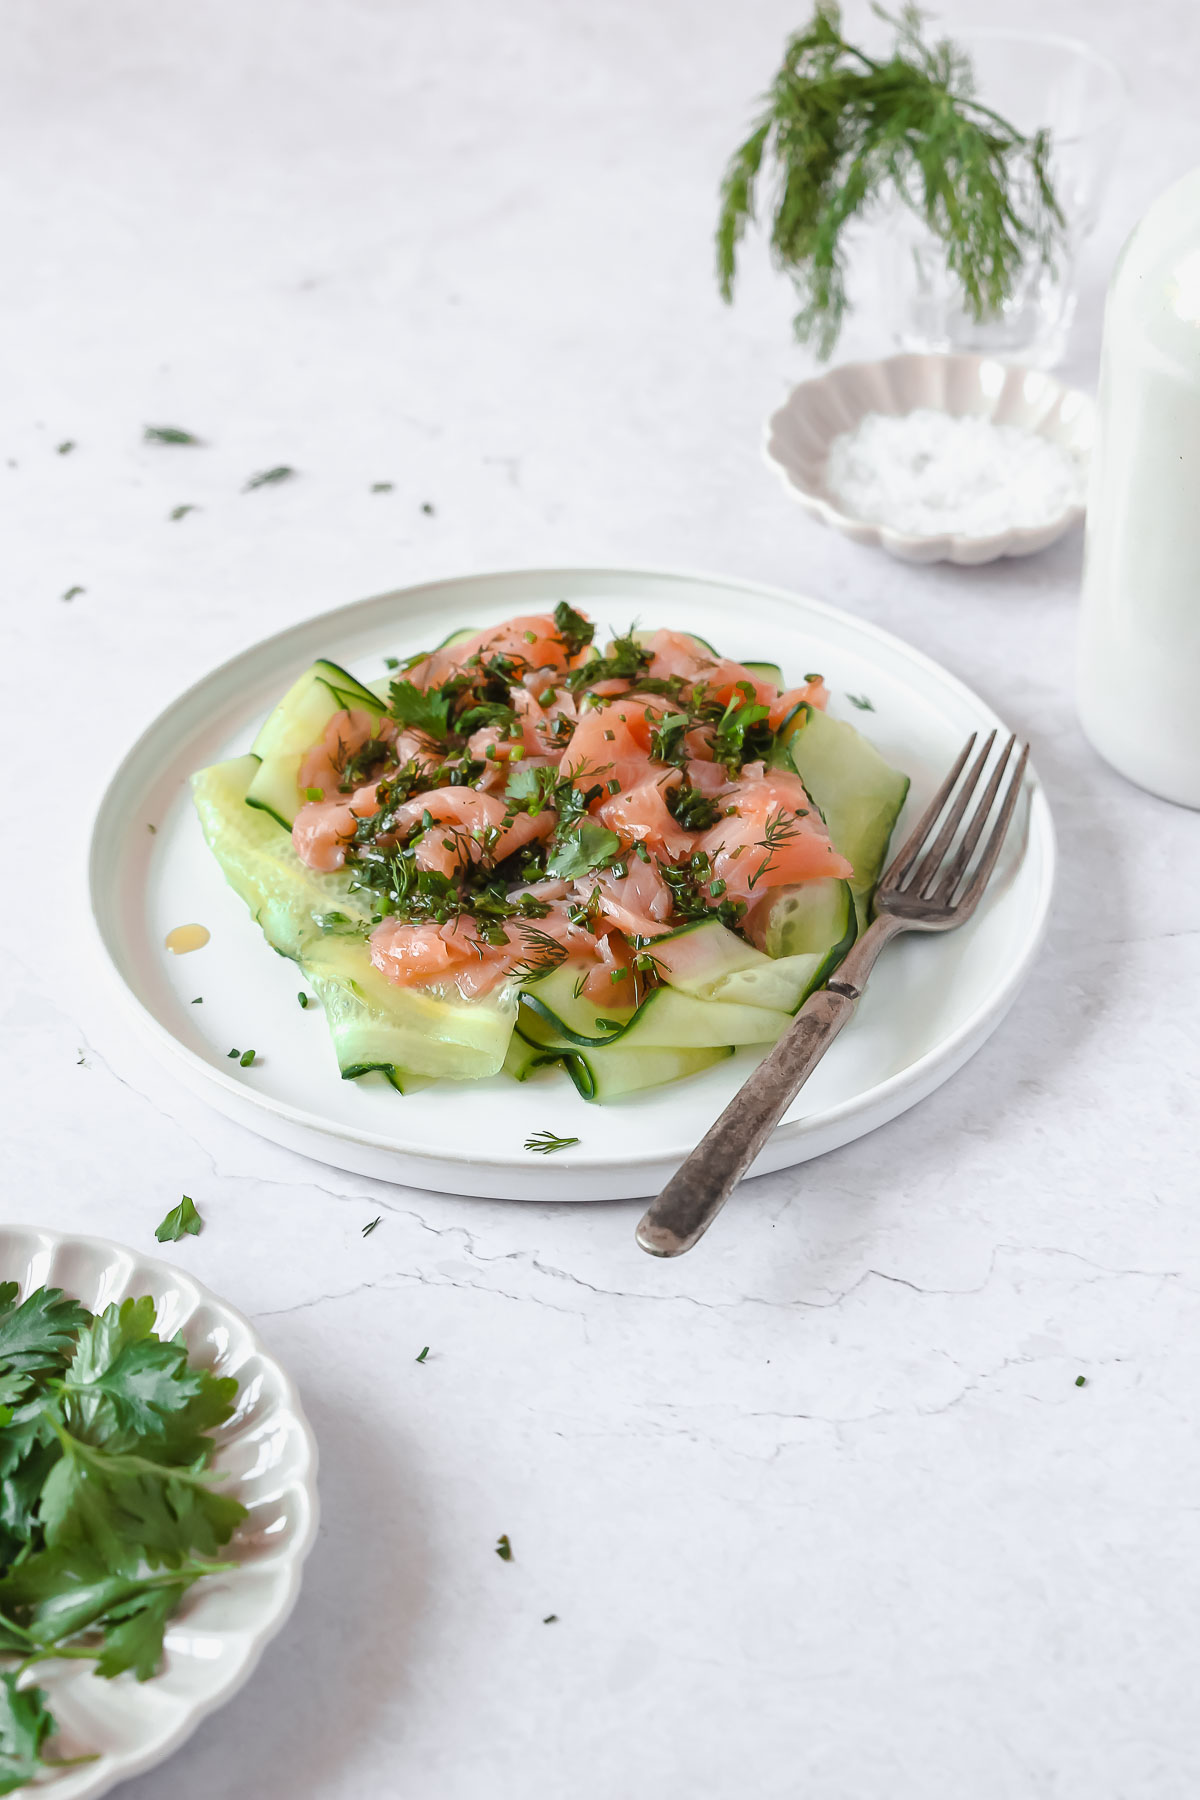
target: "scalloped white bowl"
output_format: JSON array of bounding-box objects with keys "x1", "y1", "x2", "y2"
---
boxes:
[
  {"x1": 0, "y1": 1226, "x2": 319, "y2": 1798},
  {"x1": 764, "y1": 353, "x2": 1095, "y2": 566}
]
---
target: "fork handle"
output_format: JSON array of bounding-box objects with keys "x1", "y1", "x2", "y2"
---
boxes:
[{"x1": 635, "y1": 918, "x2": 898, "y2": 1257}]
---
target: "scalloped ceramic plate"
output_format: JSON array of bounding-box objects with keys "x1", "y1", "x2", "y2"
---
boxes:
[
  {"x1": 764, "y1": 353, "x2": 1095, "y2": 565},
  {"x1": 88, "y1": 566, "x2": 1055, "y2": 1201},
  {"x1": 0, "y1": 1226, "x2": 318, "y2": 1799}
]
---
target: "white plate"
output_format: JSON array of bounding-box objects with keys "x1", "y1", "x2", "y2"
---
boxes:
[
  {"x1": 0, "y1": 1225, "x2": 318, "y2": 1798},
  {"x1": 88, "y1": 567, "x2": 1055, "y2": 1201}
]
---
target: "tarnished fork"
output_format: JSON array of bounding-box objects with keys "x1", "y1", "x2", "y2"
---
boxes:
[{"x1": 635, "y1": 732, "x2": 1030, "y2": 1258}]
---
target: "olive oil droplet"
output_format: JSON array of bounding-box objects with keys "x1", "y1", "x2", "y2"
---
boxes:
[{"x1": 165, "y1": 924, "x2": 210, "y2": 955}]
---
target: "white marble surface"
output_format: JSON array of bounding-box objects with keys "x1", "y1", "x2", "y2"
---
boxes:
[{"x1": 4, "y1": 1, "x2": 1200, "y2": 1794}]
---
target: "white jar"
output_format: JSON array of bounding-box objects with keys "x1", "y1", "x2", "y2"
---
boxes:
[{"x1": 1078, "y1": 166, "x2": 1200, "y2": 808}]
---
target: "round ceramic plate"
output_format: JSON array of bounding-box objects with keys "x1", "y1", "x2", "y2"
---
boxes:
[
  {"x1": 89, "y1": 567, "x2": 1055, "y2": 1201},
  {"x1": 0, "y1": 1225, "x2": 318, "y2": 1798}
]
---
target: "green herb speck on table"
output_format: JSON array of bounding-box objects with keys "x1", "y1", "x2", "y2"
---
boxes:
[
  {"x1": 415, "y1": 1345, "x2": 429, "y2": 1363},
  {"x1": 61, "y1": 586, "x2": 85, "y2": 603},
  {"x1": 244, "y1": 466, "x2": 296, "y2": 491},
  {"x1": 56, "y1": 440, "x2": 75, "y2": 455},
  {"x1": 542, "y1": 1614, "x2": 558, "y2": 1624},
  {"x1": 155, "y1": 1194, "x2": 203, "y2": 1242},
  {"x1": 144, "y1": 425, "x2": 203, "y2": 446},
  {"x1": 716, "y1": 1, "x2": 1064, "y2": 359},
  {"x1": 297, "y1": 992, "x2": 309, "y2": 1008},
  {"x1": 238, "y1": 1049, "x2": 256, "y2": 1067},
  {"x1": 361, "y1": 1217, "x2": 381, "y2": 1237},
  {"x1": 169, "y1": 504, "x2": 199, "y2": 522},
  {"x1": 495, "y1": 1534, "x2": 513, "y2": 1561},
  {"x1": 371, "y1": 481, "x2": 394, "y2": 493},
  {"x1": 420, "y1": 500, "x2": 435, "y2": 515},
  {"x1": 1075, "y1": 1374, "x2": 1087, "y2": 1387}
]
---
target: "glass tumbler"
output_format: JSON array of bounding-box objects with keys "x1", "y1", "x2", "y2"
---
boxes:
[{"x1": 882, "y1": 30, "x2": 1127, "y2": 368}]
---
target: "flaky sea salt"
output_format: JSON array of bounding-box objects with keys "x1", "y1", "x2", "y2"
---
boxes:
[{"x1": 825, "y1": 408, "x2": 1087, "y2": 539}]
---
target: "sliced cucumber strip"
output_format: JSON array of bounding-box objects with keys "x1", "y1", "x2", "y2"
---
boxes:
[
  {"x1": 761, "y1": 877, "x2": 855, "y2": 961},
  {"x1": 193, "y1": 755, "x2": 371, "y2": 959},
  {"x1": 775, "y1": 707, "x2": 909, "y2": 928},
  {"x1": 653, "y1": 902, "x2": 853, "y2": 1015},
  {"x1": 563, "y1": 1043, "x2": 732, "y2": 1102},
  {"x1": 502, "y1": 1033, "x2": 561, "y2": 1083},
  {"x1": 246, "y1": 659, "x2": 386, "y2": 829},
  {"x1": 305, "y1": 937, "x2": 516, "y2": 1082},
  {"x1": 743, "y1": 660, "x2": 784, "y2": 688},
  {"x1": 517, "y1": 964, "x2": 789, "y2": 1051}
]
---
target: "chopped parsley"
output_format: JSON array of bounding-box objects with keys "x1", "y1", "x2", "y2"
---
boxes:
[
  {"x1": 238, "y1": 1049, "x2": 257, "y2": 1067},
  {"x1": 145, "y1": 425, "x2": 203, "y2": 445},
  {"x1": 495, "y1": 1534, "x2": 514, "y2": 1561},
  {"x1": 169, "y1": 504, "x2": 199, "y2": 521},
  {"x1": 154, "y1": 1194, "x2": 203, "y2": 1242},
  {"x1": 61, "y1": 585, "x2": 84, "y2": 602},
  {"x1": 244, "y1": 465, "x2": 296, "y2": 491},
  {"x1": 56, "y1": 440, "x2": 75, "y2": 455}
]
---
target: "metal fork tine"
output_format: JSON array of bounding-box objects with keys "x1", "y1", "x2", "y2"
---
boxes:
[
  {"x1": 881, "y1": 733, "x2": 977, "y2": 890},
  {"x1": 929, "y1": 733, "x2": 1016, "y2": 903},
  {"x1": 908, "y1": 730, "x2": 996, "y2": 896},
  {"x1": 950, "y1": 741, "x2": 1030, "y2": 914}
]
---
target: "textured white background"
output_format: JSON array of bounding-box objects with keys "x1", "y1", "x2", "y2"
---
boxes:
[{"x1": 4, "y1": 1, "x2": 1200, "y2": 1795}]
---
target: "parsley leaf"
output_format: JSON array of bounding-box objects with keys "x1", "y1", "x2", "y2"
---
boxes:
[
  {"x1": 495, "y1": 1534, "x2": 513, "y2": 1561},
  {"x1": 0, "y1": 1288, "x2": 90, "y2": 1393},
  {"x1": 387, "y1": 679, "x2": 455, "y2": 741},
  {"x1": 0, "y1": 1671, "x2": 55, "y2": 1792},
  {"x1": 552, "y1": 601, "x2": 595, "y2": 658},
  {"x1": 545, "y1": 821, "x2": 620, "y2": 881},
  {"x1": 154, "y1": 1196, "x2": 202, "y2": 1244}
]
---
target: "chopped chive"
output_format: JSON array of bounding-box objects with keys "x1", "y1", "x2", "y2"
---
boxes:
[
  {"x1": 61, "y1": 585, "x2": 85, "y2": 602},
  {"x1": 191, "y1": 997, "x2": 203, "y2": 1004},
  {"x1": 239, "y1": 1048, "x2": 256, "y2": 1067},
  {"x1": 362, "y1": 1216, "x2": 381, "y2": 1236},
  {"x1": 415, "y1": 1345, "x2": 430, "y2": 1363},
  {"x1": 1075, "y1": 1375, "x2": 1087, "y2": 1387},
  {"x1": 605, "y1": 778, "x2": 620, "y2": 794},
  {"x1": 145, "y1": 425, "x2": 203, "y2": 445},
  {"x1": 543, "y1": 1614, "x2": 558, "y2": 1624},
  {"x1": 169, "y1": 504, "x2": 199, "y2": 521},
  {"x1": 297, "y1": 992, "x2": 309, "y2": 1008},
  {"x1": 56, "y1": 440, "x2": 75, "y2": 455}
]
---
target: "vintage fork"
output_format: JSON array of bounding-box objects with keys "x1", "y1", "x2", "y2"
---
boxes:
[{"x1": 635, "y1": 731, "x2": 1031, "y2": 1258}]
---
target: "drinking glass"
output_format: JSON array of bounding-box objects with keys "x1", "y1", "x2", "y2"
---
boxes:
[{"x1": 882, "y1": 30, "x2": 1127, "y2": 368}]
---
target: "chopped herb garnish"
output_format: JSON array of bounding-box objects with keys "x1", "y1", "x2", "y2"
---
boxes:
[
  {"x1": 371, "y1": 481, "x2": 394, "y2": 493},
  {"x1": 145, "y1": 425, "x2": 203, "y2": 445},
  {"x1": 155, "y1": 1194, "x2": 203, "y2": 1242},
  {"x1": 61, "y1": 585, "x2": 84, "y2": 602},
  {"x1": 169, "y1": 504, "x2": 199, "y2": 521},
  {"x1": 847, "y1": 693, "x2": 874, "y2": 711},
  {"x1": 244, "y1": 465, "x2": 296, "y2": 491},
  {"x1": 552, "y1": 600, "x2": 595, "y2": 658},
  {"x1": 304, "y1": 785, "x2": 324, "y2": 802},
  {"x1": 1075, "y1": 1375, "x2": 1087, "y2": 1387},
  {"x1": 191, "y1": 997, "x2": 202, "y2": 1003},
  {"x1": 546, "y1": 820, "x2": 621, "y2": 881},
  {"x1": 147, "y1": 822, "x2": 157, "y2": 834},
  {"x1": 420, "y1": 500, "x2": 435, "y2": 515},
  {"x1": 543, "y1": 1614, "x2": 558, "y2": 1624},
  {"x1": 524, "y1": 1129, "x2": 581, "y2": 1155},
  {"x1": 383, "y1": 656, "x2": 400, "y2": 670},
  {"x1": 56, "y1": 440, "x2": 75, "y2": 455},
  {"x1": 495, "y1": 1534, "x2": 514, "y2": 1560},
  {"x1": 297, "y1": 992, "x2": 309, "y2": 1008},
  {"x1": 227, "y1": 1048, "x2": 239, "y2": 1059},
  {"x1": 388, "y1": 678, "x2": 455, "y2": 741},
  {"x1": 238, "y1": 1049, "x2": 257, "y2": 1067},
  {"x1": 362, "y1": 1217, "x2": 381, "y2": 1237},
  {"x1": 415, "y1": 1345, "x2": 430, "y2": 1363}
]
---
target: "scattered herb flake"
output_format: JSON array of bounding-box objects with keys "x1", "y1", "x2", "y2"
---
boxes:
[
  {"x1": 56, "y1": 440, "x2": 75, "y2": 455},
  {"x1": 244, "y1": 465, "x2": 296, "y2": 491},
  {"x1": 145, "y1": 425, "x2": 203, "y2": 446},
  {"x1": 383, "y1": 656, "x2": 400, "y2": 670},
  {"x1": 542, "y1": 1614, "x2": 558, "y2": 1624},
  {"x1": 191, "y1": 997, "x2": 203, "y2": 1004},
  {"x1": 495, "y1": 1534, "x2": 513, "y2": 1561},
  {"x1": 169, "y1": 504, "x2": 199, "y2": 521},
  {"x1": 1075, "y1": 1375, "x2": 1087, "y2": 1387},
  {"x1": 371, "y1": 481, "x2": 394, "y2": 493},
  {"x1": 415, "y1": 1345, "x2": 430, "y2": 1363},
  {"x1": 155, "y1": 1194, "x2": 203, "y2": 1242},
  {"x1": 304, "y1": 785, "x2": 324, "y2": 802},
  {"x1": 420, "y1": 500, "x2": 435, "y2": 515},
  {"x1": 297, "y1": 992, "x2": 309, "y2": 1008},
  {"x1": 524, "y1": 1129, "x2": 581, "y2": 1155},
  {"x1": 147, "y1": 823, "x2": 157, "y2": 834},
  {"x1": 361, "y1": 1217, "x2": 381, "y2": 1237},
  {"x1": 61, "y1": 585, "x2": 84, "y2": 602},
  {"x1": 238, "y1": 1049, "x2": 256, "y2": 1067},
  {"x1": 847, "y1": 693, "x2": 874, "y2": 711}
]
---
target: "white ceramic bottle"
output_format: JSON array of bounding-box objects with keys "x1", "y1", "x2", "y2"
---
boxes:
[{"x1": 1078, "y1": 166, "x2": 1200, "y2": 808}]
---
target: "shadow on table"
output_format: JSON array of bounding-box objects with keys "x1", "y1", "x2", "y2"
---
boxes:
[{"x1": 120, "y1": 1382, "x2": 427, "y2": 1800}]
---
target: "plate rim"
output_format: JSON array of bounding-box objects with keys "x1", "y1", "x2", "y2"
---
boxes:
[
  {"x1": 0, "y1": 1222, "x2": 320, "y2": 1800},
  {"x1": 87, "y1": 562, "x2": 1056, "y2": 1179}
]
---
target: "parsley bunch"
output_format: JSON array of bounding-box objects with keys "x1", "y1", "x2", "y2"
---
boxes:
[{"x1": 0, "y1": 1283, "x2": 246, "y2": 1788}]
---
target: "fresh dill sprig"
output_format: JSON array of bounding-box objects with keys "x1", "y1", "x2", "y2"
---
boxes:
[
  {"x1": 524, "y1": 1129, "x2": 581, "y2": 1155},
  {"x1": 716, "y1": 2, "x2": 1064, "y2": 358}
]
